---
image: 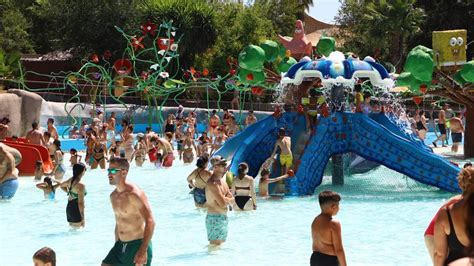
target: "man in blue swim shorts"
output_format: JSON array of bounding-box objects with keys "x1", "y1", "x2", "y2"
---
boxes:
[
  {"x1": 205, "y1": 157, "x2": 234, "y2": 245},
  {"x1": 0, "y1": 145, "x2": 19, "y2": 199}
]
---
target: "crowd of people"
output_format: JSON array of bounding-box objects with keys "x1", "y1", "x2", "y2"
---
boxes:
[{"x1": 0, "y1": 95, "x2": 473, "y2": 265}]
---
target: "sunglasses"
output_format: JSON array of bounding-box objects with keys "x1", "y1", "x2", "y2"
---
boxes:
[{"x1": 107, "y1": 168, "x2": 122, "y2": 174}]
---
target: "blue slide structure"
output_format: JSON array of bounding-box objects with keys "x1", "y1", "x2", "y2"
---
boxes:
[{"x1": 216, "y1": 111, "x2": 461, "y2": 195}]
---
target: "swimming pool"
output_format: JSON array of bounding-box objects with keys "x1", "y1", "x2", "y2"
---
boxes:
[{"x1": 0, "y1": 155, "x2": 461, "y2": 265}]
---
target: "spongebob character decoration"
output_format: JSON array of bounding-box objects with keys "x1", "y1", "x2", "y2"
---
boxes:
[{"x1": 432, "y1": 29, "x2": 467, "y2": 68}]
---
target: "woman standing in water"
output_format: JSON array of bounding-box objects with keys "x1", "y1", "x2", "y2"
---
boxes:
[
  {"x1": 187, "y1": 155, "x2": 212, "y2": 207},
  {"x1": 231, "y1": 162, "x2": 257, "y2": 211},
  {"x1": 36, "y1": 177, "x2": 61, "y2": 200},
  {"x1": 182, "y1": 131, "x2": 197, "y2": 164},
  {"x1": 60, "y1": 163, "x2": 86, "y2": 228},
  {"x1": 434, "y1": 167, "x2": 474, "y2": 265},
  {"x1": 52, "y1": 140, "x2": 66, "y2": 181}
]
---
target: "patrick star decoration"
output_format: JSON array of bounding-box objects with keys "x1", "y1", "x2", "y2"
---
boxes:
[{"x1": 278, "y1": 20, "x2": 312, "y2": 60}]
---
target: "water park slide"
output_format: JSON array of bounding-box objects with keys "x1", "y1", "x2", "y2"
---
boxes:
[
  {"x1": 1, "y1": 141, "x2": 54, "y2": 176},
  {"x1": 217, "y1": 111, "x2": 460, "y2": 196},
  {"x1": 295, "y1": 112, "x2": 461, "y2": 195}
]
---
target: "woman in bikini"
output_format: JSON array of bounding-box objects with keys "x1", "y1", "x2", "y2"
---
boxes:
[
  {"x1": 197, "y1": 132, "x2": 210, "y2": 156},
  {"x1": 60, "y1": 163, "x2": 86, "y2": 228},
  {"x1": 36, "y1": 176, "x2": 61, "y2": 200},
  {"x1": 52, "y1": 140, "x2": 66, "y2": 181},
  {"x1": 120, "y1": 124, "x2": 135, "y2": 162},
  {"x1": 133, "y1": 133, "x2": 147, "y2": 167},
  {"x1": 187, "y1": 155, "x2": 212, "y2": 207},
  {"x1": 182, "y1": 131, "x2": 197, "y2": 164},
  {"x1": 231, "y1": 162, "x2": 257, "y2": 211},
  {"x1": 258, "y1": 168, "x2": 292, "y2": 199},
  {"x1": 91, "y1": 139, "x2": 107, "y2": 170}
]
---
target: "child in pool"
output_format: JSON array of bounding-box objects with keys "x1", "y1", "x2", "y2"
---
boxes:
[
  {"x1": 69, "y1": 148, "x2": 82, "y2": 166},
  {"x1": 258, "y1": 168, "x2": 293, "y2": 198},
  {"x1": 34, "y1": 160, "x2": 44, "y2": 181},
  {"x1": 311, "y1": 190, "x2": 346, "y2": 266},
  {"x1": 36, "y1": 176, "x2": 61, "y2": 200},
  {"x1": 33, "y1": 246, "x2": 56, "y2": 266}
]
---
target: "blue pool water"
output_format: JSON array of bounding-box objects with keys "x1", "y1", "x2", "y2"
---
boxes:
[{"x1": 0, "y1": 154, "x2": 462, "y2": 265}]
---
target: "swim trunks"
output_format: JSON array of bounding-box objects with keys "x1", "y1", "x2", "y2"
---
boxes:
[
  {"x1": 0, "y1": 178, "x2": 18, "y2": 199},
  {"x1": 206, "y1": 213, "x2": 228, "y2": 241},
  {"x1": 193, "y1": 188, "x2": 206, "y2": 205},
  {"x1": 451, "y1": 133, "x2": 462, "y2": 143},
  {"x1": 310, "y1": 251, "x2": 339, "y2": 266},
  {"x1": 148, "y1": 147, "x2": 157, "y2": 163},
  {"x1": 279, "y1": 154, "x2": 293, "y2": 168},
  {"x1": 102, "y1": 239, "x2": 152, "y2": 266}
]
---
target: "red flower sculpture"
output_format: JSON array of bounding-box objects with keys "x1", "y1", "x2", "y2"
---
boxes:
[
  {"x1": 202, "y1": 69, "x2": 209, "y2": 77},
  {"x1": 157, "y1": 38, "x2": 174, "y2": 51},
  {"x1": 141, "y1": 20, "x2": 157, "y2": 36},
  {"x1": 131, "y1": 36, "x2": 145, "y2": 50},
  {"x1": 90, "y1": 54, "x2": 99, "y2": 63}
]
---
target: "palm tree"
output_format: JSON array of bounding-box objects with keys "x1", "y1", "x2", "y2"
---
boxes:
[{"x1": 364, "y1": 0, "x2": 425, "y2": 69}]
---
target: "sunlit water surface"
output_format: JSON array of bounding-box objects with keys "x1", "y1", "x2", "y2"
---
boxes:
[{"x1": 0, "y1": 154, "x2": 462, "y2": 266}]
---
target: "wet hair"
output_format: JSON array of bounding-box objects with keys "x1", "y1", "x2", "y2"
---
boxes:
[
  {"x1": 278, "y1": 128, "x2": 286, "y2": 137},
  {"x1": 128, "y1": 125, "x2": 134, "y2": 132},
  {"x1": 71, "y1": 163, "x2": 86, "y2": 186},
  {"x1": 165, "y1": 132, "x2": 173, "y2": 139},
  {"x1": 44, "y1": 177, "x2": 55, "y2": 194},
  {"x1": 249, "y1": 110, "x2": 254, "y2": 114},
  {"x1": 457, "y1": 168, "x2": 474, "y2": 193},
  {"x1": 196, "y1": 154, "x2": 209, "y2": 168},
  {"x1": 44, "y1": 131, "x2": 51, "y2": 137},
  {"x1": 53, "y1": 139, "x2": 63, "y2": 155},
  {"x1": 109, "y1": 157, "x2": 130, "y2": 170},
  {"x1": 354, "y1": 84, "x2": 362, "y2": 92},
  {"x1": 150, "y1": 136, "x2": 157, "y2": 142},
  {"x1": 464, "y1": 162, "x2": 472, "y2": 168},
  {"x1": 261, "y1": 168, "x2": 270, "y2": 177},
  {"x1": 1, "y1": 117, "x2": 10, "y2": 124},
  {"x1": 318, "y1": 190, "x2": 341, "y2": 206},
  {"x1": 32, "y1": 121, "x2": 38, "y2": 129},
  {"x1": 47, "y1": 118, "x2": 55, "y2": 124},
  {"x1": 33, "y1": 247, "x2": 56, "y2": 266},
  {"x1": 212, "y1": 110, "x2": 217, "y2": 114},
  {"x1": 237, "y1": 162, "x2": 249, "y2": 178},
  {"x1": 70, "y1": 148, "x2": 77, "y2": 154},
  {"x1": 146, "y1": 126, "x2": 151, "y2": 132}
]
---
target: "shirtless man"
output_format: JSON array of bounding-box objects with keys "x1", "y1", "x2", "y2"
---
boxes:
[
  {"x1": 156, "y1": 137, "x2": 174, "y2": 167},
  {"x1": 205, "y1": 158, "x2": 234, "y2": 245},
  {"x1": 0, "y1": 145, "x2": 19, "y2": 199},
  {"x1": 433, "y1": 109, "x2": 447, "y2": 148},
  {"x1": 245, "y1": 110, "x2": 257, "y2": 127},
  {"x1": 209, "y1": 110, "x2": 221, "y2": 139},
  {"x1": 102, "y1": 158, "x2": 154, "y2": 266},
  {"x1": 311, "y1": 190, "x2": 346, "y2": 266},
  {"x1": 270, "y1": 128, "x2": 293, "y2": 176},
  {"x1": 0, "y1": 117, "x2": 10, "y2": 140},
  {"x1": 47, "y1": 118, "x2": 59, "y2": 140},
  {"x1": 26, "y1": 122, "x2": 46, "y2": 145},
  {"x1": 449, "y1": 113, "x2": 465, "y2": 153}
]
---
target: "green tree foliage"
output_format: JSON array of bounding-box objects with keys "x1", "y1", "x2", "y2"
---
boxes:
[
  {"x1": 0, "y1": 0, "x2": 34, "y2": 53},
  {"x1": 141, "y1": 0, "x2": 217, "y2": 69},
  {"x1": 195, "y1": 1, "x2": 299, "y2": 74},
  {"x1": 29, "y1": 0, "x2": 142, "y2": 56},
  {"x1": 411, "y1": 0, "x2": 474, "y2": 60},
  {"x1": 335, "y1": 0, "x2": 425, "y2": 69}
]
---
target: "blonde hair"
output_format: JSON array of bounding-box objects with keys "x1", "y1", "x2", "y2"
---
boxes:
[{"x1": 457, "y1": 168, "x2": 474, "y2": 193}]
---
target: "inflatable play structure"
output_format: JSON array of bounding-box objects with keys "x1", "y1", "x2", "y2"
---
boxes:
[
  {"x1": 216, "y1": 37, "x2": 462, "y2": 195},
  {"x1": 1, "y1": 139, "x2": 53, "y2": 176}
]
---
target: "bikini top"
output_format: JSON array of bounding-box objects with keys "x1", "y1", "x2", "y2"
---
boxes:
[
  {"x1": 68, "y1": 182, "x2": 87, "y2": 200},
  {"x1": 445, "y1": 209, "x2": 467, "y2": 265}
]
